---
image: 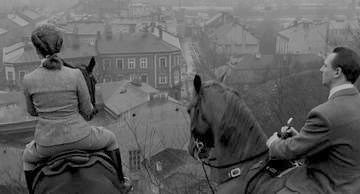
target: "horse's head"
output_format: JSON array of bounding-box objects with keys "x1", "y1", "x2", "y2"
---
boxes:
[
  {"x1": 187, "y1": 75, "x2": 268, "y2": 164},
  {"x1": 73, "y1": 57, "x2": 97, "y2": 106},
  {"x1": 187, "y1": 75, "x2": 225, "y2": 159}
]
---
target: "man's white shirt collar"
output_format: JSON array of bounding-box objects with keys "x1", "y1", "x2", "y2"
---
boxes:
[
  {"x1": 328, "y1": 84, "x2": 354, "y2": 99},
  {"x1": 40, "y1": 58, "x2": 46, "y2": 66}
]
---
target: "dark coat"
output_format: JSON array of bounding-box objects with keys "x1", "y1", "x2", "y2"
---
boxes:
[{"x1": 270, "y1": 87, "x2": 360, "y2": 194}]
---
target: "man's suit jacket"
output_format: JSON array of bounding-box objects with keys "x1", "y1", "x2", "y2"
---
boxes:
[{"x1": 269, "y1": 87, "x2": 360, "y2": 194}]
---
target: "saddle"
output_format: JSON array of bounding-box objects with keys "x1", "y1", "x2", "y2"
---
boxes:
[
  {"x1": 27, "y1": 150, "x2": 115, "y2": 193},
  {"x1": 263, "y1": 159, "x2": 299, "y2": 177}
]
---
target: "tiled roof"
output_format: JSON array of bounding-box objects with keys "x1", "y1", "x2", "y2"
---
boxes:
[
  {"x1": 147, "y1": 148, "x2": 189, "y2": 177},
  {"x1": 152, "y1": 27, "x2": 181, "y2": 49},
  {"x1": 204, "y1": 12, "x2": 223, "y2": 27},
  {"x1": 59, "y1": 44, "x2": 97, "y2": 59},
  {"x1": 216, "y1": 54, "x2": 276, "y2": 85},
  {"x1": 97, "y1": 80, "x2": 159, "y2": 116},
  {"x1": 60, "y1": 22, "x2": 106, "y2": 35},
  {"x1": 21, "y1": 9, "x2": 41, "y2": 21},
  {"x1": 329, "y1": 20, "x2": 360, "y2": 30},
  {"x1": 0, "y1": 28, "x2": 7, "y2": 36},
  {"x1": 97, "y1": 31, "x2": 180, "y2": 54},
  {"x1": 4, "y1": 42, "x2": 96, "y2": 64},
  {"x1": 278, "y1": 22, "x2": 327, "y2": 54},
  {"x1": 213, "y1": 23, "x2": 259, "y2": 45},
  {"x1": 7, "y1": 14, "x2": 29, "y2": 27}
]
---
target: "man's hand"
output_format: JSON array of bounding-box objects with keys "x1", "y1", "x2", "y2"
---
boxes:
[
  {"x1": 266, "y1": 132, "x2": 280, "y2": 148},
  {"x1": 279, "y1": 126, "x2": 299, "y2": 138}
]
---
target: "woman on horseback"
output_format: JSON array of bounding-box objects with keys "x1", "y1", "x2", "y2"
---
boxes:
[{"x1": 22, "y1": 24, "x2": 131, "y2": 193}]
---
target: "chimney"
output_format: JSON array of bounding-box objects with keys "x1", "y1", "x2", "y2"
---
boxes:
[
  {"x1": 105, "y1": 25, "x2": 112, "y2": 40},
  {"x1": 157, "y1": 25, "x2": 163, "y2": 40},
  {"x1": 72, "y1": 32, "x2": 80, "y2": 49},
  {"x1": 23, "y1": 36, "x2": 32, "y2": 51}
]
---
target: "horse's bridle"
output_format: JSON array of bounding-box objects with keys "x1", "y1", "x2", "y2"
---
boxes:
[{"x1": 193, "y1": 138, "x2": 268, "y2": 194}]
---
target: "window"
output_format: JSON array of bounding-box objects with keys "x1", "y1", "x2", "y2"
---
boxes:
[
  {"x1": 158, "y1": 75, "x2": 167, "y2": 84},
  {"x1": 129, "y1": 149, "x2": 141, "y2": 171},
  {"x1": 19, "y1": 71, "x2": 26, "y2": 82},
  {"x1": 116, "y1": 59, "x2": 124, "y2": 70},
  {"x1": 130, "y1": 74, "x2": 137, "y2": 81},
  {"x1": 89, "y1": 39, "x2": 95, "y2": 45},
  {"x1": 128, "y1": 58, "x2": 135, "y2": 69},
  {"x1": 7, "y1": 71, "x2": 13, "y2": 81},
  {"x1": 140, "y1": 74, "x2": 148, "y2": 83},
  {"x1": 175, "y1": 55, "x2": 180, "y2": 66},
  {"x1": 174, "y1": 71, "x2": 180, "y2": 84},
  {"x1": 102, "y1": 59, "x2": 110, "y2": 70},
  {"x1": 139, "y1": 58, "x2": 148, "y2": 69},
  {"x1": 159, "y1": 57, "x2": 167, "y2": 68}
]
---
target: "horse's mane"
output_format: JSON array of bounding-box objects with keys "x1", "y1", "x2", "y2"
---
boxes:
[{"x1": 204, "y1": 81, "x2": 268, "y2": 158}]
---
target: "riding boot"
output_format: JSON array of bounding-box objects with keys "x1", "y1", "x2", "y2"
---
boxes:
[
  {"x1": 105, "y1": 149, "x2": 133, "y2": 194},
  {"x1": 24, "y1": 170, "x2": 35, "y2": 194}
]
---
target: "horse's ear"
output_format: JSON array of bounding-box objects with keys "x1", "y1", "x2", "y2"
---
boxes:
[
  {"x1": 194, "y1": 74, "x2": 201, "y2": 94},
  {"x1": 87, "y1": 56, "x2": 96, "y2": 73}
]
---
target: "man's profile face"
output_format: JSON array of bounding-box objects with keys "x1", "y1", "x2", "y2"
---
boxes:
[{"x1": 320, "y1": 53, "x2": 337, "y2": 87}]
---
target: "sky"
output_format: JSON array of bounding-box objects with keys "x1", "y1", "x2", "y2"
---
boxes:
[{"x1": 0, "y1": 0, "x2": 78, "y2": 12}]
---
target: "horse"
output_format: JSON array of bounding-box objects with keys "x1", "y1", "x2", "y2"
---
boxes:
[
  {"x1": 27, "y1": 57, "x2": 128, "y2": 194},
  {"x1": 187, "y1": 75, "x2": 301, "y2": 194}
]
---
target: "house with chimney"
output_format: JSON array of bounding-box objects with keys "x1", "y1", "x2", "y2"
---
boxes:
[
  {"x1": 93, "y1": 80, "x2": 189, "y2": 192},
  {"x1": 58, "y1": 21, "x2": 106, "y2": 46},
  {"x1": 95, "y1": 26, "x2": 182, "y2": 99},
  {"x1": 277, "y1": 19, "x2": 327, "y2": 55},
  {"x1": 204, "y1": 12, "x2": 260, "y2": 56}
]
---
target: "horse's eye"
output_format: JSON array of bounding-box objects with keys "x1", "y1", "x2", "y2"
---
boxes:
[{"x1": 187, "y1": 109, "x2": 191, "y2": 114}]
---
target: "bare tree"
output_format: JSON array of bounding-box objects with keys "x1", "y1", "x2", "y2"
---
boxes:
[{"x1": 109, "y1": 108, "x2": 213, "y2": 194}]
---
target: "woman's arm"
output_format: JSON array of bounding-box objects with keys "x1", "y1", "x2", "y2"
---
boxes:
[
  {"x1": 23, "y1": 83, "x2": 38, "y2": 117},
  {"x1": 76, "y1": 69, "x2": 95, "y2": 121}
]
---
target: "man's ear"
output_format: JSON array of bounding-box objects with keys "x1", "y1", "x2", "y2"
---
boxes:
[{"x1": 334, "y1": 66, "x2": 343, "y2": 78}]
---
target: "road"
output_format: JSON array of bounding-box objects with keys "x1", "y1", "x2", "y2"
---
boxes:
[{"x1": 180, "y1": 37, "x2": 199, "y2": 100}]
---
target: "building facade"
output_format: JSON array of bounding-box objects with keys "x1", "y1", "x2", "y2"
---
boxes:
[{"x1": 96, "y1": 30, "x2": 182, "y2": 99}]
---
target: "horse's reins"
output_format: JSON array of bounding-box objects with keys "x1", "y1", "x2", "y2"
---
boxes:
[{"x1": 194, "y1": 140, "x2": 268, "y2": 193}]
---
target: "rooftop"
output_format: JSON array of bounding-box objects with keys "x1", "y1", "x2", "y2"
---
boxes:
[
  {"x1": 3, "y1": 41, "x2": 96, "y2": 64},
  {"x1": 7, "y1": 14, "x2": 29, "y2": 27},
  {"x1": 152, "y1": 27, "x2": 181, "y2": 49},
  {"x1": 21, "y1": 9, "x2": 41, "y2": 21},
  {"x1": 213, "y1": 23, "x2": 259, "y2": 45},
  {"x1": 97, "y1": 80, "x2": 160, "y2": 117},
  {"x1": 59, "y1": 22, "x2": 106, "y2": 35},
  {"x1": 97, "y1": 31, "x2": 180, "y2": 54},
  {"x1": 0, "y1": 27, "x2": 8, "y2": 36}
]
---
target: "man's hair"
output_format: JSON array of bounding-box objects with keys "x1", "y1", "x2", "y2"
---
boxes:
[{"x1": 332, "y1": 47, "x2": 360, "y2": 83}]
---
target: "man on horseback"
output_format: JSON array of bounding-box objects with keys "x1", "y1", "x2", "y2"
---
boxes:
[
  {"x1": 267, "y1": 47, "x2": 360, "y2": 193},
  {"x1": 22, "y1": 24, "x2": 131, "y2": 194}
]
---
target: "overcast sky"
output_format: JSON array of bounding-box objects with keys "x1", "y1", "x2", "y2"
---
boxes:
[{"x1": 0, "y1": 0, "x2": 78, "y2": 12}]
